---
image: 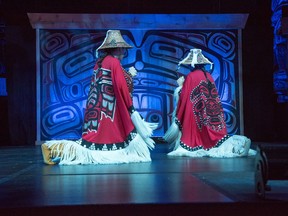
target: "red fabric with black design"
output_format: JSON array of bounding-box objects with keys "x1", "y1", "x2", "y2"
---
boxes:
[
  {"x1": 82, "y1": 55, "x2": 134, "y2": 144},
  {"x1": 176, "y1": 69, "x2": 227, "y2": 150}
]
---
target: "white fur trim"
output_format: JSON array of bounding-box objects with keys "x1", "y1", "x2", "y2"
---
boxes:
[
  {"x1": 167, "y1": 135, "x2": 256, "y2": 158},
  {"x1": 207, "y1": 135, "x2": 252, "y2": 158},
  {"x1": 167, "y1": 145, "x2": 208, "y2": 157}
]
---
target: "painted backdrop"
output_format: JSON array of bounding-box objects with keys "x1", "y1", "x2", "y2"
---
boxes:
[{"x1": 39, "y1": 29, "x2": 240, "y2": 140}]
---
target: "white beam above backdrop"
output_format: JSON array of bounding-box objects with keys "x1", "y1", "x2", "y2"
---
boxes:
[{"x1": 27, "y1": 13, "x2": 249, "y2": 30}]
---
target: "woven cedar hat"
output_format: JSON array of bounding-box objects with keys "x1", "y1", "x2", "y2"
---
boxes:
[
  {"x1": 97, "y1": 30, "x2": 133, "y2": 51},
  {"x1": 178, "y1": 49, "x2": 213, "y2": 68}
]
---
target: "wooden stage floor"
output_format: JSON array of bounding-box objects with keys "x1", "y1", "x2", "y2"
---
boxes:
[{"x1": 0, "y1": 142, "x2": 287, "y2": 216}]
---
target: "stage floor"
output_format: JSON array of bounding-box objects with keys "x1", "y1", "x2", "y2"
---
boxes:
[{"x1": 0, "y1": 142, "x2": 288, "y2": 215}]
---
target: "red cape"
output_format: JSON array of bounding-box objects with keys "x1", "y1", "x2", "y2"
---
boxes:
[
  {"x1": 176, "y1": 69, "x2": 228, "y2": 151},
  {"x1": 81, "y1": 55, "x2": 135, "y2": 150}
]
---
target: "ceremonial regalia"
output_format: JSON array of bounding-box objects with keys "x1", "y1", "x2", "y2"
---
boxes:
[
  {"x1": 164, "y1": 49, "x2": 255, "y2": 157},
  {"x1": 41, "y1": 30, "x2": 157, "y2": 165}
]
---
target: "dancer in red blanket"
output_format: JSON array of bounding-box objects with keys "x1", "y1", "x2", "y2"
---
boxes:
[
  {"x1": 164, "y1": 49, "x2": 255, "y2": 157},
  {"x1": 41, "y1": 30, "x2": 157, "y2": 165}
]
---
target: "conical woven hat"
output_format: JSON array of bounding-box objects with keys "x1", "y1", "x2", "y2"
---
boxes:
[
  {"x1": 97, "y1": 30, "x2": 133, "y2": 50},
  {"x1": 178, "y1": 49, "x2": 213, "y2": 68}
]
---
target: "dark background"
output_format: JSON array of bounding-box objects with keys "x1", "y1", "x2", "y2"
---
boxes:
[{"x1": 0, "y1": 0, "x2": 287, "y2": 146}]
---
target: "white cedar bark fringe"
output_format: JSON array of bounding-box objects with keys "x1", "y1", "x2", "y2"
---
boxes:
[
  {"x1": 171, "y1": 86, "x2": 182, "y2": 121},
  {"x1": 43, "y1": 111, "x2": 158, "y2": 165},
  {"x1": 160, "y1": 84, "x2": 181, "y2": 145},
  {"x1": 131, "y1": 111, "x2": 158, "y2": 150},
  {"x1": 163, "y1": 85, "x2": 182, "y2": 150},
  {"x1": 163, "y1": 122, "x2": 181, "y2": 150},
  {"x1": 45, "y1": 133, "x2": 153, "y2": 165}
]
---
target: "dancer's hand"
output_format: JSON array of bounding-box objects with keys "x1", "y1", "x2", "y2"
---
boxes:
[{"x1": 129, "y1": 67, "x2": 137, "y2": 77}]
